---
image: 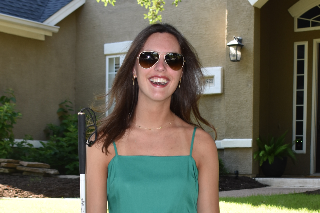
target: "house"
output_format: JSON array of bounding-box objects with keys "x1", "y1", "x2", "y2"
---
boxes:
[{"x1": 0, "y1": 0, "x2": 319, "y2": 176}]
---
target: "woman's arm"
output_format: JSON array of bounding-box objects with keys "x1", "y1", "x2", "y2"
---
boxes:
[
  {"x1": 86, "y1": 141, "x2": 114, "y2": 213},
  {"x1": 193, "y1": 129, "x2": 220, "y2": 213}
]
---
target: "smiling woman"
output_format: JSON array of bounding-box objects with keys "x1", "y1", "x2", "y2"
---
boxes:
[{"x1": 86, "y1": 24, "x2": 220, "y2": 213}]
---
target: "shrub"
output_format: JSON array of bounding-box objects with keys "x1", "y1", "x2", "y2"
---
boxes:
[
  {"x1": 219, "y1": 158, "x2": 228, "y2": 175},
  {"x1": 38, "y1": 100, "x2": 79, "y2": 175},
  {"x1": 0, "y1": 89, "x2": 22, "y2": 158},
  {"x1": 12, "y1": 100, "x2": 79, "y2": 175}
]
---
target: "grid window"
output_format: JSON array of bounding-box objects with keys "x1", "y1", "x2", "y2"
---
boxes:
[{"x1": 293, "y1": 42, "x2": 308, "y2": 153}]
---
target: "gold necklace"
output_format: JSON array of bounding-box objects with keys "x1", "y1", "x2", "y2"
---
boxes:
[{"x1": 134, "y1": 121, "x2": 172, "y2": 130}]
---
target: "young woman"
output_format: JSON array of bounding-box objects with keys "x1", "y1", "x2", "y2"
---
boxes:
[{"x1": 86, "y1": 24, "x2": 219, "y2": 213}]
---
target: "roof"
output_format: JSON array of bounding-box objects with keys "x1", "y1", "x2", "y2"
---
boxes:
[{"x1": 0, "y1": 0, "x2": 72, "y2": 23}]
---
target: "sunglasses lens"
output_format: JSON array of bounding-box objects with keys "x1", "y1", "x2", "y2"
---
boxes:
[
  {"x1": 139, "y1": 52, "x2": 159, "y2": 69},
  {"x1": 165, "y1": 53, "x2": 184, "y2": 71}
]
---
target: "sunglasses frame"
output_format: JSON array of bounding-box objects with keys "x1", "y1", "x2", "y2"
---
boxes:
[{"x1": 137, "y1": 51, "x2": 185, "y2": 71}]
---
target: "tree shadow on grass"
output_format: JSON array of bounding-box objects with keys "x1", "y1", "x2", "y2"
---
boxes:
[
  {"x1": 0, "y1": 174, "x2": 79, "y2": 198},
  {"x1": 220, "y1": 193, "x2": 320, "y2": 212}
]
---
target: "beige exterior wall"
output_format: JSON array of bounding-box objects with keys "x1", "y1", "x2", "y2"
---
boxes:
[
  {"x1": 0, "y1": 14, "x2": 77, "y2": 140},
  {"x1": 260, "y1": 0, "x2": 319, "y2": 175},
  {"x1": 75, "y1": 0, "x2": 259, "y2": 175}
]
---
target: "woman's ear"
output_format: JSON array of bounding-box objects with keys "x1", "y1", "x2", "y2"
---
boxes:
[{"x1": 133, "y1": 69, "x2": 137, "y2": 78}]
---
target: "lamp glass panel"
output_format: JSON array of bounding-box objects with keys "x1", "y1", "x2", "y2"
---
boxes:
[
  {"x1": 236, "y1": 47, "x2": 241, "y2": 61},
  {"x1": 229, "y1": 46, "x2": 237, "y2": 61}
]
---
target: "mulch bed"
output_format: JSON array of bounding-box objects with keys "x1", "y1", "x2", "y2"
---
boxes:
[{"x1": 0, "y1": 174, "x2": 319, "y2": 198}]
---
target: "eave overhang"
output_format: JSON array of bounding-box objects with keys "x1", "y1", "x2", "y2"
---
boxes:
[
  {"x1": 248, "y1": 0, "x2": 269, "y2": 9},
  {"x1": 0, "y1": 0, "x2": 85, "y2": 41},
  {"x1": 0, "y1": 13, "x2": 59, "y2": 40}
]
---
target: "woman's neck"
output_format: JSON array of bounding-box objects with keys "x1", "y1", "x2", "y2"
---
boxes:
[{"x1": 133, "y1": 99, "x2": 175, "y2": 129}]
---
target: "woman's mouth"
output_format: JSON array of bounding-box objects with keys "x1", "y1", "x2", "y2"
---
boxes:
[{"x1": 149, "y1": 77, "x2": 169, "y2": 86}]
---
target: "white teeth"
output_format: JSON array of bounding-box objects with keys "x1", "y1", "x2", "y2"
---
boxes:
[{"x1": 150, "y1": 77, "x2": 168, "y2": 85}]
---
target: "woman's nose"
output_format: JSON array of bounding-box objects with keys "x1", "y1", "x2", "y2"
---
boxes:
[{"x1": 154, "y1": 55, "x2": 166, "y2": 72}]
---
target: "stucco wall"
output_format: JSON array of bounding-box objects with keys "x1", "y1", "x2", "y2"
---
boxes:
[
  {"x1": 221, "y1": 0, "x2": 258, "y2": 175},
  {"x1": 0, "y1": 14, "x2": 77, "y2": 140},
  {"x1": 260, "y1": 0, "x2": 319, "y2": 175}
]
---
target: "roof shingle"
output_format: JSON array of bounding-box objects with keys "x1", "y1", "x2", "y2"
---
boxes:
[{"x1": 0, "y1": 0, "x2": 72, "y2": 23}]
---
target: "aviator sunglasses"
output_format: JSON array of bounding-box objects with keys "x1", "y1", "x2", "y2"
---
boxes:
[{"x1": 137, "y1": 51, "x2": 185, "y2": 71}]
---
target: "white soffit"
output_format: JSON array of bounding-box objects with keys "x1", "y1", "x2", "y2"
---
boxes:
[
  {"x1": 44, "y1": 0, "x2": 86, "y2": 26},
  {"x1": 0, "y1": 13, "x2": 59, "y2": 40},
  {"x1": 288, "y1": 0, "x2": 320, "y2": 17},
  {"x1": 104, "y1": 41, "x2": 133, "y2": 55},
  {"x1": 247, "y1": 0, "x2": 269, "y2": 8}
]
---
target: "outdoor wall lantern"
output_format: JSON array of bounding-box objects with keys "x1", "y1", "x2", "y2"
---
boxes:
[{"x1": 227, "y1": 37, "x2": 244, "y2": 62}]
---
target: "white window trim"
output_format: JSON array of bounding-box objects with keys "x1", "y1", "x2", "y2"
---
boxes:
[
  {"x1": 293, "y1": 41, "x2": 308, "y2": 154},
  {"x1": 288, "y1": 0, "x2": 320, "y2": 32},
  {"x1": 104, "y1": 41, "x2": 132, "y2": 115},
  {"x1": 310, "y1": 38, "x2": 320, "y2": 174}
]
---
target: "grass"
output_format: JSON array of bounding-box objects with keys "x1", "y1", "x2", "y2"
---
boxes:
[
  {"x1": 220, "y1": 193, "x2": 320, "y2": 213},
  {"x1": 0, "y1": 198, "x2": 80, "y2": 213},
  {"x1": 0, "y1": 193, "x2": 319, "y2": 213}
]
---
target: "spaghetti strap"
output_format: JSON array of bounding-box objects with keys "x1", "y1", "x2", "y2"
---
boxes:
[
  {"x1": 113, "y1": 142, "x2": 118, "y2": 156},
  {"x1": 190, "y1": 127, "x2": 197, "y2": 156}
]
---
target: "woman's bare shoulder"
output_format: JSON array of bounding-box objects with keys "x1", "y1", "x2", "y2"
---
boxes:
[
  {"x1": 192, "y1": 128, "x2": 218, "y2": 168},
  {"x1": 87, "y1": 136, "x2": 116, "y2": 168}
]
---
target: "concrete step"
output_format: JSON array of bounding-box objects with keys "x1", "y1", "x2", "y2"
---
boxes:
[{"x1": 255, "y1": 177, "x2": 320, "y2": 188}]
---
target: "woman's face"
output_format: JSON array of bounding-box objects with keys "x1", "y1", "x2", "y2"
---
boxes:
[{"x1": 133, "y1": 32, "x2": 183, "y2": 103}]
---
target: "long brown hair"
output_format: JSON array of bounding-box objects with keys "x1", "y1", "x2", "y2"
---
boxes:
[{"x1": 98, "y1": 23, "x2": 216, "y2": 153}]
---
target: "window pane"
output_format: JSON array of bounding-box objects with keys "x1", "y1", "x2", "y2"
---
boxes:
[
  {"x1": 108, "y1": 58, "x2": 115, "y2": 73},
  {"x1": 295, "y1": 137, "x2": 303, "y2": 150},
  {"x1": 296, "y1": 91, "x2": 304, "y2": 104},
  {"x1": 297, "y1": 60, "x2": 304, "y2": 74},
  {"x1": 300, "y1": 5, "x2": 320, "y2": 19},
  {"x1": 108, "y1": 73, "x2": 115, "y2": 90},
  {"x1": 296, "y1": 106, "x2": 303, "y2": 120},
  {"x1": 297, "y1": 45, "x2": 305, "y2": 59},
  {"x1": 296, "y1": 121, "x2": 303, "y2": 135},
  {"x1": 115, "y1": 57, "x2": 120, "y2": 73},
  {"x1": 298, "y1": 18, "x2": 310, "y2": 28},
  {"x1": 297, "y1": 76, "x2": 304, "y2": 89},
  {"x1": 311, "y1": 21, "x2": 320, "y2": 27}
]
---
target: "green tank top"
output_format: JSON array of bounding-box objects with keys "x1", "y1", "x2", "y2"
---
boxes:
[{"x1": 107, "y1": 127, "x2": 199, "y2": 213}]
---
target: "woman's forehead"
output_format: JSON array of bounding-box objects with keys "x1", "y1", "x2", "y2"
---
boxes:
[{"x1": 142, "y1": 33, "x2": 181, "y2": 53}]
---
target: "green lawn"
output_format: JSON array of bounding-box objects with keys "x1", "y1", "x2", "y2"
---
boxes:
[
  {"x1": 1, "y1": 193, "x2": 319, "y2": 213},
  {"x1": 220, "y1": 193, "x2": 320, "y2": 213}
]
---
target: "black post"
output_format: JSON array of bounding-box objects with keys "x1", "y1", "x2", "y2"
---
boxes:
[{"x1": 78, "y1": 112, "x2": 86, "y2": 174}]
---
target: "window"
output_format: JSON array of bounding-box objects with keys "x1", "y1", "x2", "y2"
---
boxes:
[
  {"x1": 293, "y1": 42, "x2": 308, "y2": 153},
  {"x1": 296, "y1": 4, "x2": 320, "y2": 32},
  {"x1": 104, "y1": 41, "x2": 132, "y2": 115}
]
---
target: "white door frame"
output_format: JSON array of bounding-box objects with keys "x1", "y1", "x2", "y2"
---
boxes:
[{"x1": 311, "y1": 38, "x2": 320, "y2": 174}]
